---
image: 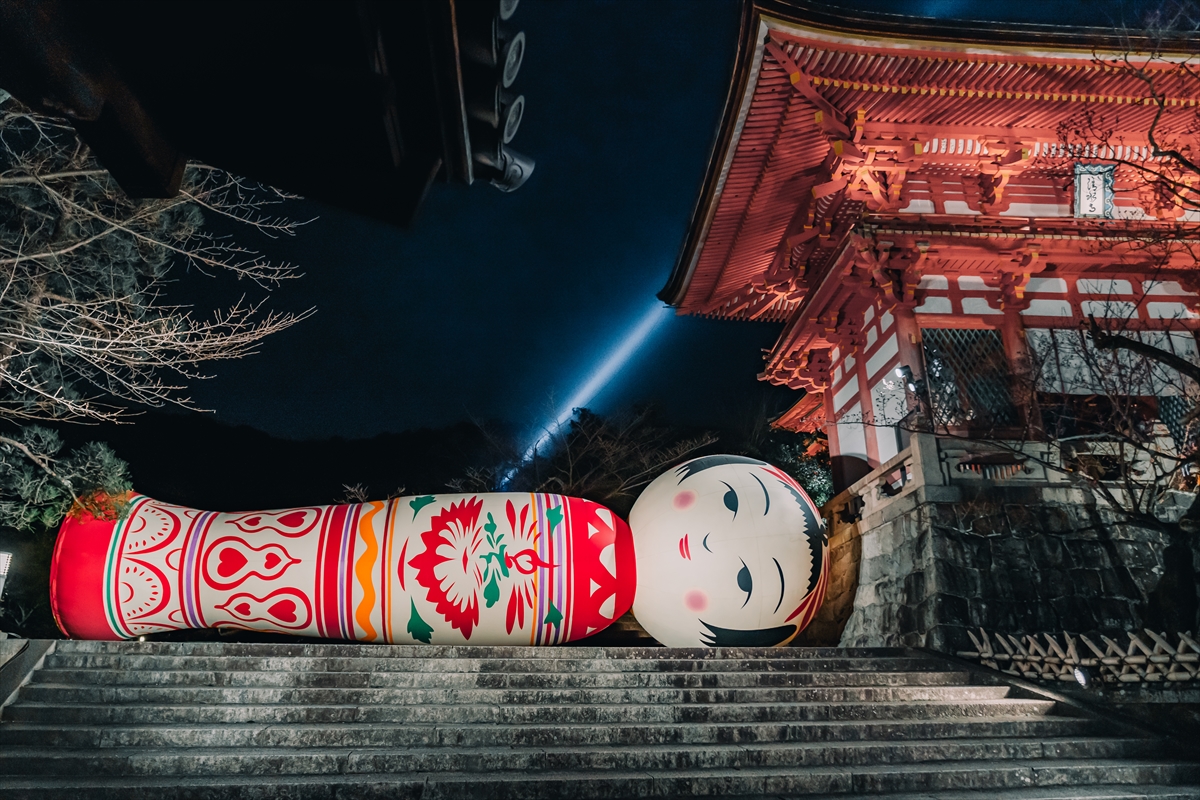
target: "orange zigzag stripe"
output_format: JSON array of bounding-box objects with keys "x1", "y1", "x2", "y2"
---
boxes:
[{"x1": 354, "y1": 501, "x2": 385, "y2": 641}]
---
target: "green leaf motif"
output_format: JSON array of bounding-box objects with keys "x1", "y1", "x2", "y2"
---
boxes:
[
  {"x1": 546, "y1": 505, "x2": 564, "y2": 532},
  {"x1": 480, "y1": 546, "x2": 509, "y2": 579},
  {"x1": 407, "y1": 600, "x2": 434, "y2": 644},
  {"x1": 409, "y1": 495, "x2": 436, "y2": 521},
  {"x1": 484, "y1": 512, "x2": 497, "y2": 536},
  {"x1": 544, "y1": 602, "x2": 563, "y2": 627},
  {"x1": 483, "y1": 573, "x2": 501, "y2": 609}
]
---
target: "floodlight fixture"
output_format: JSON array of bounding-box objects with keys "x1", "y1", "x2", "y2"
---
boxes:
[
  {"x1": 0, "y1": 551, "x2": 11, "y2": 599},
  {"x1": 894, "y1": 365, "x2": 919, "y2": 392},
  {"x1": 1072, "y1": 665, "x2": 1093, "y2": 689}
]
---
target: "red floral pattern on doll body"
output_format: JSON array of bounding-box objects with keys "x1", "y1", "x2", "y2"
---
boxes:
[{"x1": 408, "y1": 498, "x2": 486, "y2": 639}]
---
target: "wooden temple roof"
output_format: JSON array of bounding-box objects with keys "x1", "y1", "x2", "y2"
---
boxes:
[{"x1": 660, "y1": 0, "x2": 1200, "y2": 326}]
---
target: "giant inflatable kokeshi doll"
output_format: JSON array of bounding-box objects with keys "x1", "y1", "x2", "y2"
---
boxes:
[
  {"x1": 50, "y1": 492, "x2": 636, "y2": 645},
  {"x1": 50, "y1": 455, "x2": 828, "y2": 646},
  {"x1": 627, "y1": 455, "x2": 829, "y2": 648}
]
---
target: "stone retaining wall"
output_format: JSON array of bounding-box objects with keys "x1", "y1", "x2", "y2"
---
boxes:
[{"x1": 832, "y1": 435, "x2": 1200, "y2": 653}]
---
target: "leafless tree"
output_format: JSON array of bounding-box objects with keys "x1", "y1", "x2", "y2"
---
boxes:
[{"x1": 0, "y1": 90, "x2": 313, "y2": 520}]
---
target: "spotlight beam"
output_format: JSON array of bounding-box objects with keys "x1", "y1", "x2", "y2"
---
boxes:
[{"x1": 521, "y1": 302, "x2": 671, "y2": 463}]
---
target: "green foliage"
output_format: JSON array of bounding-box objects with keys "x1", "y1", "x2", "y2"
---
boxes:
[
  {"x1": 753, "y1": 430, "x2": 834, "y2": 508},
  {"x1": 0, "y1": 426, "x2": 131, "y2": 531}
]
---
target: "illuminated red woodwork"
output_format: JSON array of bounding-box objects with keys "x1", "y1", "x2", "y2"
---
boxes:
[{"x1": 662, "y1": 1, "x2": 1200, "y2": 482}]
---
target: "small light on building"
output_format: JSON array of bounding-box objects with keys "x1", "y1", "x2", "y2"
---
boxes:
[
  {"x1": 894, "y1": 365, "x2": 922, "y2": 394},
  {"x1": 0, "y1": 551, "x2": 12, "y2": 600},
  {"x1": 138, "y1": 636, "x2": 146, "y2": 642},
  {"x1": 1072, "y1": 665, "x2": 1092, "y2": 689}
]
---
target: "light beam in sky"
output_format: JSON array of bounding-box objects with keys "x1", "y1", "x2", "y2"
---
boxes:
[{"x1": 519, "y1": 301, "x2": 673, "y2": 465}]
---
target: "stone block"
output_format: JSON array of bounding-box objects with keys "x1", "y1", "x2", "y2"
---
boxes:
[
  {"x1": 903, "y1": 570, "x2": 927, "y2": 602},
  {"x1": 925, "y1": 593, "x2": 970, "y2": 630},
  {"x1": 1093, "y1": 597, "x2": 1137, "y2": 629},
  {"x1": 1036, "y1": 505, "x2": 1077, "y2": 534},
  {"x1": 1028, "y1": 534, "x2": 1065, "y2": 568},
  {"x1": 1076, "y1": 546, "x2": 1112, "y2": 571},
  {"x1": 1002, "y1": 568, "x2": 1037, "y2": 601},
  {"x1": 1068, "y1": 568, "x2": 1104, "y2": 596},
  {"x1": 1041, "y1": 567, "x2": 1070, "y2": 597},
  {"x1": 932, "y1": 562, "x2": 971, "y2": 598}
]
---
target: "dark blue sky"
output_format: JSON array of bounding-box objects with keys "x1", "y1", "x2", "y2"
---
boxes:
[{"x1": 183, "y1": 0, "x2": 1146, "y2": 442}]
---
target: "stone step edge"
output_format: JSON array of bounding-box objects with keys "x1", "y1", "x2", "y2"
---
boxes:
[
  {"x1": 0, "y1": 759, "x2": 1194, "y2": 785},
  {"x1": 39, "y1": 657, "x2": 945, "y2": 671},
  {"x1": 29, "y1": 668, "x2": 972, "y2": 678},
  {"x1": 21, "y1": 683, "x2": 1002, "y2": 695},
  {"x1": 0, "y1": 713, "x2": 1100, "y2": 732},
  {"x1": 51, "y1": 644, "x2": 911, "y2": 656},
  {"x1": 4, "y1": 698, "x2": 1056, "y2": 711},
  {"x1": 0, "y1": 736, "x2": 1158, "y2": 760}
]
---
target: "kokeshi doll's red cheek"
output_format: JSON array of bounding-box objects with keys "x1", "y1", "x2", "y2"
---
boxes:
[{"x1": 51, "y1": 492, "x2": 635, "y2": 646}]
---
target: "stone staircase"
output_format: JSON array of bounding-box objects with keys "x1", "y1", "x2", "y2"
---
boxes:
[{"x1": 0, "y1": 640, "x2": 1197, "y2": 799}]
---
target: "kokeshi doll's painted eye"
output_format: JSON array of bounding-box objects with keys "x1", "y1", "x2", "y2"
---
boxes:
[{"x1": 50, "y1": 492, "x2": 636, "y2": 646}]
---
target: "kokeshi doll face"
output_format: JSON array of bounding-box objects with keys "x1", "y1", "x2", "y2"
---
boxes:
[
  {"x1": 628, "y1": 455, "x2": 828, "y2": 648},
  {"x1": 50, "y1": 492, "x2": 636, "y2": 645}
]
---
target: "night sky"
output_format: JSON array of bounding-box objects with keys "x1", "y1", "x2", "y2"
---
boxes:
[{"x1": 178, "y1": 0, "x2": 1145, "y2": 446}]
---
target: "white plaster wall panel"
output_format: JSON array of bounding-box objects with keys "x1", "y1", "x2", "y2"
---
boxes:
[
  {"x1": 961, "y1": 297, "x2": 1002, "y2": 315},
  {"x1": 1113, "y1": 205, "x2": 1157, "y2": 221},
  {"x1": 1080, "y1": 299, "x2": 1139, "y2": 318},
  {"x1": 917, "y1": 275, "x2": 949, "y2": 290},
  {"x1": 871, "y1": 379, "x2": 906, "y2": 464},
  {"x1": 1026, "y1": 278, "x2": 1069, "y2": 293},
  {"x1": 943, "y1": 200, "x2": 980, "y2": 215},
  {"x1": 1021, "y1": 299, "x2": 1073, "y2": 317},
  {"x1": 1144, "y1": 281, "x2": 1195, "y2": 296},
  {"x1": 866, "y1": 331, "x2": 899, "y2": 379},
  {"x1": 914, "y1": 296, "x2": 953, "y2": 314},
  {"x1": 898, "y1": 198, "x2": 936, "y2": 214},
  {"x1": 879, "y1": 310, "x2": 895, "y2": 332},
  {"x1": 834, "y1": 374, "x2": 860, "y2": 414},
  {"x1": 1077, "y1": 279, "x2": 1134, "y2": 295},
  {"x1": 999, "y1": 202, "x2": 1070, "y2": 217},
  {"x1": 836, "y1": 403, "x2": 869, "y2": 461},
  {"x1": 1147, "y1": 302, "x2": 1200, "y2": 320},
  {"x1": 958, "y1": 276, "x2": 998, "y2": 291}
]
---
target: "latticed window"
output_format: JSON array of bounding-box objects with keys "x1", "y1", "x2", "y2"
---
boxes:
[
  {"x1": 1158, "y1": 395, "x2": 1198, "y2": 455},
  {"x1": 921, "y1": 328, "x2": 1019, "y2": 429}
]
